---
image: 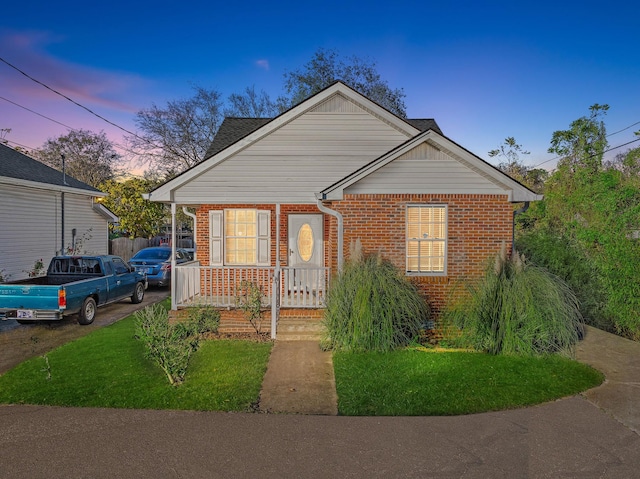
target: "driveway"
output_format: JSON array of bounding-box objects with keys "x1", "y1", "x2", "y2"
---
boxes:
[{"x1": 0, "y1": 288, "x2": 169, "y2": 375}]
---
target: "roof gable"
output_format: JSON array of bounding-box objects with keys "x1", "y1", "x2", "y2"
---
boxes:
[
  {"x1": 0, "y1": 143, "x2": 102, "y2": 195},
  {"x1": 148, "y1": 82, "x2": 425, "y2": 203},
  {"x1": 321, "y1": 130, "x2": 543, "y2": 203}
]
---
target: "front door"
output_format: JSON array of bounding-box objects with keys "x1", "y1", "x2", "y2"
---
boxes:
[{"x1": 287, "y1": 214, "x2": 324, "y2": 295}]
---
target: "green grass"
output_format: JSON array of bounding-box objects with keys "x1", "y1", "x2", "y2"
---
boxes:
[
  {"x1": 334, "y1": 349, "x2": 604, "y2": 416},
  {"x1": 0, "y1": 316, "x2": 272, "y2": 411}
]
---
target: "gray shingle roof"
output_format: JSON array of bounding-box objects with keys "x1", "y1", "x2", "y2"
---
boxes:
[
  {"x1": 0, "y1": 143, "x2": 100, "y2": 193},
  {"x1": 203, "y1": 118, "x2": 272, "y2": 160},
  {"x1": 406, "y1": 119, "x2": 442, "y2": 135},
  {"x1": 203, "y1": 117, "x2": 442, "y2": 161}
]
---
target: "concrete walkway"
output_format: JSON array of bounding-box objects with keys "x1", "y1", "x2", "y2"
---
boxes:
[
  {"x1": 259, "y1": 325, "x2": 640, "y2": 433},
  {"x1": 259, "y1": 340, "x2": 338, "y2": 415},
  {"x1": 576, "y1": 325, "x2": 640, "y2": 434}
]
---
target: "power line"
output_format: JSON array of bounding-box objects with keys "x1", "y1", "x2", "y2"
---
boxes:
[
  {"x1": 0, "y1": 55, "x2": 161, "y2": 150},
  {"x1": 608, "y1": 121, "x2": 640, "y2": 137},
  {"x1": 532, "y1": 137, "x2": 640, "y2": 169},
  {"x1": 530, "y1": 119, "x2": 640, "y2": 169},
  {"x1": 2, "y1": 138, "x2": 40, "y2": 152},
  {"x1": 0, "y1": 94, "x2": 161, "y2": 159},
  {"x1": 0, "y1": 95, "x2": 75, "y2": 131}
]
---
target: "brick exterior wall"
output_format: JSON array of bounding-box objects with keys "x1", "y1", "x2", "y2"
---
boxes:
[
  {"x1": 329, "y1": 193, "x2": 513, "y2": 317},
  {"x1": 195, "y1": 203, "x2": 329, "y2": 267},
  {"x1": 189, "y1": 195, "x2": 512, "y2": 330}
]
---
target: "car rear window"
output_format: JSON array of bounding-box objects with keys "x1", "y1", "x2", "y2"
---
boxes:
[{"x1": 134, "y1": 249, "x2": 171, "y2": 260}]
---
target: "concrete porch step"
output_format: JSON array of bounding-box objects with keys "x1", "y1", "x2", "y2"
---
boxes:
[{"x1": 276, "y1": 318, "x2": 325, "y2": 341}]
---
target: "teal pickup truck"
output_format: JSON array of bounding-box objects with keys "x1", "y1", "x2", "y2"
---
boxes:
[{"x1": 0, "y1": 255, "x2": 147, "y2": 325}]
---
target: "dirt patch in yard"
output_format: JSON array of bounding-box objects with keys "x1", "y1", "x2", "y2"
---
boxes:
[
  {"x1": 0, "y1": 319, "x2": 93, "y2": 375},
  {"x1": 0, "y1": 288, "x2": 170, "y2": 375}
]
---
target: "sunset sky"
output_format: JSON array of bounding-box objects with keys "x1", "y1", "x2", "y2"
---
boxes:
[{"x1": 1, "y1": 0, "x2": 638, "y2": 175}]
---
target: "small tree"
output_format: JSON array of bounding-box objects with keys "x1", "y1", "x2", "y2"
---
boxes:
[
  {"x1": 134, "y1": 303, "x2": 219, "y2": 386},
  {"x1": 235, "y1": 280, "x2": 266, "y2": 337},
  {"x1": 99, "y1": 178, "x2": 167, "y2": 238}
]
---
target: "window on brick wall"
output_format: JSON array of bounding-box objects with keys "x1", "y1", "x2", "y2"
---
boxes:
[
  {"x1": 209, "y1": 209, "x2": 270, "y2": 266},
  {"x1": 406, "y1": 205, "x2": 447, "y2": 274}
]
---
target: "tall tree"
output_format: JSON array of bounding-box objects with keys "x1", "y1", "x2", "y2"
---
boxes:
[
  {"x1": 128, "y1": 86, "x2": 224, "y2": 177},
  {"x1": 548, "y1": 104, "x2": 609, "y2": 174},
  {"x1": 99, "y1": 177, "x2": 167, "y2": 238},
  {"x1": 225, "y1": 85, "x2": 280, "y2": 118},
  {"x1": 35, "y1": 130, "x2": 121, "y2": 188},
  {"x1": 489, "y1": 137, "x2": 548, "y2": 192},
  {"x1": 281, "y1": 48, "x2": 407, "y2": 117}
]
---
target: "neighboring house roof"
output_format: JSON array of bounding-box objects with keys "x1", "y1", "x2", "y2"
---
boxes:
[
  {"x1": 147, "y1": 81, "x2": 540, "y2": 204},
  {"x1": 0, "y1": 143, "x2": 103, "y2": 195}
]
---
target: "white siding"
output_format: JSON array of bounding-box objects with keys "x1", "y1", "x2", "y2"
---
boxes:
[
  {"x1": 173, "y1": 96, "x2": 411, "y2": 204},
  {"x1": 0, "y1": 184, "x2": 109, "y2": 282},
  {"x1": 64, "y1": 193, "x2": 110, "y2": 255},
  {"x1": 344, "y1": 142, "x2": 509, "y2": 195}
]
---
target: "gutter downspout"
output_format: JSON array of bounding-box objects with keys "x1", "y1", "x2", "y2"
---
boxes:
[
  {"x1": 171, "y1": 203, "x2": 177, "y2": 311},
  {"x1": 316, "y1": 194, "x2": 344, "y2": 271},
  {"x1": 271, "y1": 204, "x2": 281, "y2": 340},
  {"x1": 512, "y1": 201, "x2": 530, "y2": 250},
  {"x1": 182, "y1": 207, "x2": 197, "y2": 260}
]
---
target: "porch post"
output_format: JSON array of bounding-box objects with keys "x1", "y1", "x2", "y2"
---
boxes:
[
  {"x1": 170, "y1": 202, "x2": 177, "y2": 311},
  {"x1": 271, "y1": 203, "x2": 280, "y2": 339}
]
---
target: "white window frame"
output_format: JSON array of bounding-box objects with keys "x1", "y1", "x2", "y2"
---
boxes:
[
  {"x1": 209, "y1": 209, "x2": 270, "y2": 266},
  {"x1": 406, "y1": 204, "x2": 448, "y2": 276}
]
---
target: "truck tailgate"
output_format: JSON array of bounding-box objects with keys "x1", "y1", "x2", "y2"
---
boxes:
[{"x1": 0, "y1": 284, "x2": 63, "y2": 320}]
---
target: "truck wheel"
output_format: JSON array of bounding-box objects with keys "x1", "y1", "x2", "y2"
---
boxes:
[
  {"x1": 131, "y1": 282, "x2": 145, "y2": 304},
  {"x1": 78, "y1": 297, "x2": 97, "y2": 325}
]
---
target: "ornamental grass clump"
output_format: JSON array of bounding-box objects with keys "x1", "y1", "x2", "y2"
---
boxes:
[
  {"x1": 445, "y1": 246, "x2": 584, "y2": 356},
  {"x1": 135, "y1": 303, "x2": 220, "y2": 386},
  {"x1": 324, "y1": 247, "x2": 430, "y2": 352}
]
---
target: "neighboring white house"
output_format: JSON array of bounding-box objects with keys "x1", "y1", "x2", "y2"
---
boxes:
[{"x1": 0, "y1": 143, "x2": 118, "y2": 282}]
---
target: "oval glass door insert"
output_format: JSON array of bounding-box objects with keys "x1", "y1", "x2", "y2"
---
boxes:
[{"x1": 297, "y1": 223, "x2": 314, "y2": 262}]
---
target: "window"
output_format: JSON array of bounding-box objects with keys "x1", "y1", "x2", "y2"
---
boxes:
[
  {"x1": 406, "y1": 205, "x2": 447, "y2": 274},
  {"x1": 209, "y1": 209, "x2": 270, "y2": 266}
]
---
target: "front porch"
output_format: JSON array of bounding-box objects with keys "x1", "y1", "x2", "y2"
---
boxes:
[{"x1": 173, "y1": 263, "x2": 330, "y2": 338}]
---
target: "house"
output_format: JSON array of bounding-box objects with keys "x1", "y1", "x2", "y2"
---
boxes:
[
  {"x1": 147, "y1": 82, "x2": 541, "y2": 337},
  {"x1": 0, "y1": 143, "x2": 118, "y2": 281}
]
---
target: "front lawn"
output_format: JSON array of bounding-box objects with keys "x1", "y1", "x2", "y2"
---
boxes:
[
  {"x1": 0, "y1": 316, "x2": 272, "y2": 411},
  {"x1": 0, "y1": 315, "x2": 603, "y2": 415},
  {"x1": 334, "y1": 348, "x2": 603, "y2": 416}
]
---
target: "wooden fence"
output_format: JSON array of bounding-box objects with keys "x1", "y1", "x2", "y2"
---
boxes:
[{"x1": 109, "y1": 237, "x2": 194, "y2": 262}]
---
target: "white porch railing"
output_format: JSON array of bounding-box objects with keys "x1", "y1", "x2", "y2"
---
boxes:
[{"x1": 174, "y1": 264, "x2": 330, "y2": 310}]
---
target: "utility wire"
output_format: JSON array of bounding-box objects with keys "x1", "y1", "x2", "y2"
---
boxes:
[
  {"x1": 532, "y1": 137, "x2": 640, "y2": 168},
  {"x1": 2, "y1": 138, "x2": 40, "y2": 152},
  {"x1": 0, "y1": 55, "x2": 161, "y2": 150},
  {"x1": 0, "y1": 94, "x2": 163, "y2": 159},
  {"x1": 0, "y1": 95, "x2": 75, "y2": 131},
  {"x1": 531, "y1": 119, "x2": 640, "y2": 169},
  {"x1": 608, "y1": 121, "x2": 640, "y2": 137}
]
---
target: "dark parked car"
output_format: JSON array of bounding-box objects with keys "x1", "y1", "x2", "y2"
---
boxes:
[{"x1": 128, "y1": 247, "x2": 190, "y2": 287}]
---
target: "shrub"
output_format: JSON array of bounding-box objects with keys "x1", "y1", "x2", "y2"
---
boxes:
[
  {"x1": 235, "y1": 280, "x2": 266, "y2": 336},
  {"x1": 135, "y1": 303, "x2": 218, "y2": 386},
  {"x1": 445, "y1": 246, "x2": 584, "y2": 356},
  {"x1": 323, "y1": 251, "x2": 430, "y2": 352},
  {"x1": 516, "y1": 229, "x2": 613, "y2": 332},
  {"x1": 186, "y1": 305, "x2": 221, "y2": 335}
]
